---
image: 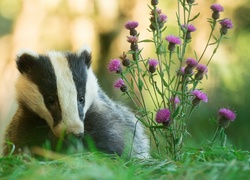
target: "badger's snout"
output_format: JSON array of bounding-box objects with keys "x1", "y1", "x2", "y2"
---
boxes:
[
  {"x1": 63, "y1": 132, "x2": 84, "y2": 152},
  {"x1": 73, "y1": 132, "x2": 84, "y2": 138},
  {"x1": 64, "y1": 132, "x2": 84, "y2": 140},
  {"x1": 66, "y1": 130, "x2": 84, "y2": 139},
  {"x1": 64, "y1": 132, "x2": 84, "y2": 143},
  {"x1": 53, "y1": 120, "x2": 84, "y2": 138}
]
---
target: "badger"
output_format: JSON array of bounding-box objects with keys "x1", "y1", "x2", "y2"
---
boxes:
[{"x1": 3, "y1": 48, "x2": 150, "y2": 158}]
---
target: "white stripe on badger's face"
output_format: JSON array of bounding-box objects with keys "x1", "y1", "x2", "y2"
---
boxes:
[
  {"x1": 47, "y1": 51, "x2": 84, "y2": 137},
  {"x1": 83, "y1": 68, "x2": 99, "y2": 115}
]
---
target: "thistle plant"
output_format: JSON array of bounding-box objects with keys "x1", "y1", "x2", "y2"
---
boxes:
[
  {"x1": 210, "y1": 108, "x2": 236, "y2": 148},
  {"x1": 108, "y1": 1, "x2": 236, "y2": 160}
]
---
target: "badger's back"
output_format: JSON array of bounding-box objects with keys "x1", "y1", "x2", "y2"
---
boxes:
[
  {"x1": 3, "y1": 48, "x2": 149, "y2": 158},
  {"x1": 84, "y1": 90, "x2": 150, "y2": 158}
]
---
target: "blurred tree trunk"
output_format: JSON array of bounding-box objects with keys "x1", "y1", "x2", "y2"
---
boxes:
[{"x1": 94, "y1": 0, "x2": 137, "y2": 93}]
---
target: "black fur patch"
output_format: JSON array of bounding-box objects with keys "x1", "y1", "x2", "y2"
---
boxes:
[
  {"x1": 66, "y1": 51, "x2": 90, "y2": 121},
  {"x1": 17, "y1": 53, "x2": 62, "y2": 126},
  {"x1": 79, "y1": 50, "x2": 92, "y2": 68}
]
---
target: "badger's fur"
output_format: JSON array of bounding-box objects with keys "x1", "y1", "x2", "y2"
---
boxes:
[{"x1": 3, "y1": 48, "x2": 150, "y2": 158}]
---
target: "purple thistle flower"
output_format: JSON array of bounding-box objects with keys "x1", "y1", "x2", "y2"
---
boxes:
[
  {"x1": 218, "y1": 108, "x2": 236, "y2": 128},
  {"x1": 165, "y1": 35, "x2": 182, "y2": 45},
  {"x1": 166, "y1": 35, "x2": 181, "y2": 52},
  {"x1": 170, "y1": 96, "x2": 180, "y2": 105},
  {"x1": 183, "y1": 24, "x2": 196, "y2": 39},
  {"x1": 114, "y1": 78, "x2": 125, "y2": 88},
  {"x1": 184, "y1": 58, "x2": 198, "y2": 75},
  {"x1": 191, "y1": 90, "x2": 208, "y2": 105},
  {"x1": 220, "y1": 18, "x2": 233, "y2": 35},
  {"x1": 186, "y1": 58, "x2": 198, "y2": 67},
  {"x1": 159, "y1": 14, "x2": 167, "y2": 23},
  {"x1": 196, "y1": 64, "x2": 208, "y2": 73},
  {"x1": 150, "y1": 8, "x2": 167, "y2": 30},
  {"x1": 125, "y1": 21, "x2": 139, "y2": 30},
  {"x1": 210, "y1": 4, "x2": 224, "y2": 12},
  {"x1": 150, "y1": 8, "x2": 162, "y2": 15},
  {"x1": 210, "y1": 4, "x2": 224, "y2": 20},
  {"x1": 178, "y1": 67, "x2": 185, "y2": 75},
  {"x1": 148, "y1": 58, "x2": 159, "y2": 73},
  {"x1": 156, "y1": 8, "x2": 162, "y2": 14},
  {"x1": 148, "y1": 58, "x2": 159, "y2": 67},
  {"x1": 156, "y1": 108, "x2": 171, "y2": 123},
  {"x1": 218, "y1": 108, "x2": 236, "y2": 121},
  {"x1": 127, "y1": 36, "x2": 138, "y2": 43},
  {"x1": 114, "y1": 78, "x2": 127, "y2": 92},
  {"x1": 187, "y1": 24, "x2": 196, "y2": 32},
  {"x1": 220, "y1": 19, "x2": 233, "y2": 29},
  {"x1": 108, "y1": 59, "x2": 121, "y2": 73},
  {"x1": 125, "y1": 21, "x2": 139, "y2": 36},
  {"x1": 183, "y1": 24, "x2": 196, "y2": 32},
  {"x1": 195, "y1": 64, "x2": 208, "y2": 80}
]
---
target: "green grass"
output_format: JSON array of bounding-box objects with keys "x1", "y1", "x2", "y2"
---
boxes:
[{"x1": 0, "y1": 147, "x2": 249, "y2": 180}]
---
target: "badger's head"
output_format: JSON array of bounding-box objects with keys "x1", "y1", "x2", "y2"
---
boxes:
[{"x1": 15, "y1": 48, "x2": 98, "y2": 138}]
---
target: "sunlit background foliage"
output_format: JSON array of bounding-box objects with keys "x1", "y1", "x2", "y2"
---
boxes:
[{"x1": 0, "y1": 0, "x2": 249, "y2": 151}]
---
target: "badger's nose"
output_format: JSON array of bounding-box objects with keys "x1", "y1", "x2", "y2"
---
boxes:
[
  {"x1": 73, "y1": 132, "x2": 84, "y2": 139},
  {"x1": 65, "y1": 132, "x2": 84, "y2": 142}
]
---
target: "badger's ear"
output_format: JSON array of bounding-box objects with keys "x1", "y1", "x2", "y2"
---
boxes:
[
  {"x1": 16, "y1": 50, "x2": 39, "y2": 74},
  {"x1": 77, "y1": 46, "x2": 91, "y2": 68}
]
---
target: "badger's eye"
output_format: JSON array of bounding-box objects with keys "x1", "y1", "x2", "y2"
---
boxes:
[
  {"x1": 48, "y1": 96, "x2": 55, "y2": 104},
  {"x1": 79, "y1": 96, "x2": 85, "y2": 104}
]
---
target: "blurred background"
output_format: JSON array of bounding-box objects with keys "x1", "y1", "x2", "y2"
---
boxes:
[{"x1": 0, "y1": 0, "x2": 249, "y2": 151}]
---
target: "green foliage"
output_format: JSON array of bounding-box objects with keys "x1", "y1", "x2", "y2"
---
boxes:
[
  {"x1": 1, "y1": 148, "x2": 249, "y2": 179},
  {"x1": 109, "y1": 0, "x2": 235, "y2": 160}
]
